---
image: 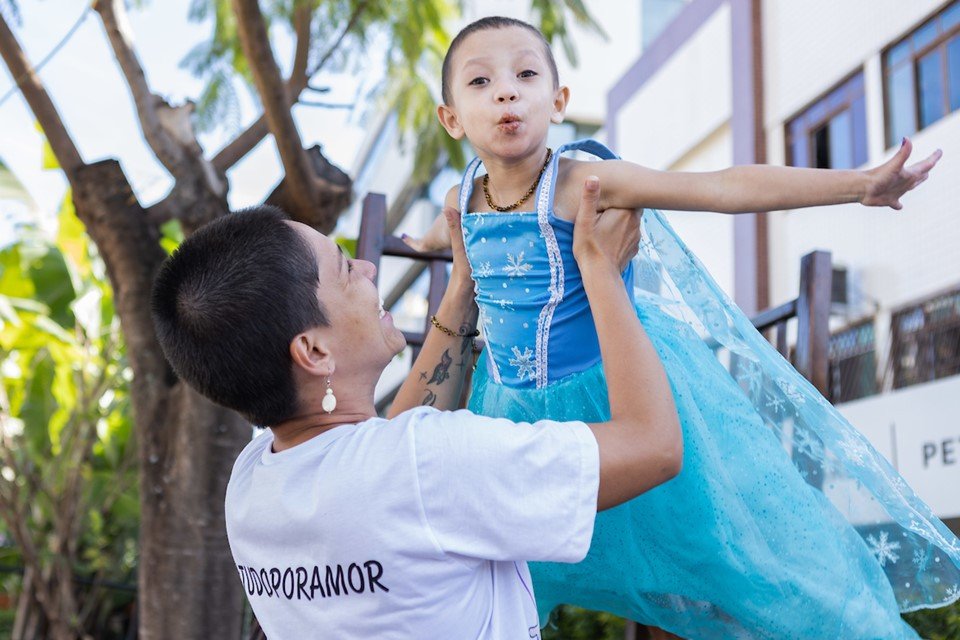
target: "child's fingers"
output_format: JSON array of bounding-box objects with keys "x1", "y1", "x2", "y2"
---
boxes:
[
  {"x1": 911, "y1": 148, "x2": 943, "y2": 174},
  {"x1": 892, "y1": 136, "x2": 913, "y2": 169},
  {"x1": 401, "y1": 234, "x2": 423, "y2": 252}
]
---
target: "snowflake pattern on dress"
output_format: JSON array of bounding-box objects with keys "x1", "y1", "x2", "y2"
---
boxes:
[
  {"x1": 509, "y1": 346, "x2": 536, "y2": 381},
  {"x1": 764, "y1": 392, "x2": 786, "y2": 415},
  {"x1": 503, "y1": 252, "x2": 533, "y2": 278},
  {"x1": 793, "y1": 427, "x2": 824, "y2": 460},
  {"x1": 776, "y1": 377, "x2": 806, "y2": 405},
  {"x1": 838, "y1": 432, "x2": 868, "y2": 467},
  {"x1": 735, "y1": 360, "x2": 763, "y2": 399},
  {"x1": 867, "y1": 530, "x2": 901, "y2": 567},
  {"x1": 475, "y1": 261, "x2": 494, "y2": 278}
]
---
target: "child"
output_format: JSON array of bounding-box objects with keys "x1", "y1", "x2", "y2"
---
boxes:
[{"x1": 405, "y1": 16, "x2": 960, "y2": 639}]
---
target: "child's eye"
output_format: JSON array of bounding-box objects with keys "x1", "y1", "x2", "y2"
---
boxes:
[
  {"x1": 468, "y1": 77, "x2": 488, "y2": 86},
  {"x1": 518, "y1": 70, "x2": 537, "y2": 78}
]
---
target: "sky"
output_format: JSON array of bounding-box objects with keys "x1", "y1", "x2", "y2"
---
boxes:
[{"x1": 0, "y1": 0, "x2": 372, "y2": 239}]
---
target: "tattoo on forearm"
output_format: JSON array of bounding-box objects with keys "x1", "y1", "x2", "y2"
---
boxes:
[
  {"x1": 427, "y1": 349, "x2": 452, "y2": 385},
  {"x1": 419, "y1": 371, "x2": 428, "y2": 381},
  {"x1": 459, "y1": 324, "x2": 473, "y2": 356},
  {"x1": 422, "y1": 389, "x2": 437, "y2": 406}
]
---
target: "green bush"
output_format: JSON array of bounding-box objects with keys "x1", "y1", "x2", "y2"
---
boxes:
[
  {"x1": 903, "y1": 600, "x2": 960, "y2": 640},
  {"x1": 541, "y1": 606, "x2": 626, "y2": 640}
]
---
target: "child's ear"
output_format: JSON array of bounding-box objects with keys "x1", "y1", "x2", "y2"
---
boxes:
[
  {"x1": 289, "y1": 329, "x2": 335, "y2": 378},
  {"x1": 437, "y1": 104, "x2": 465, "y2": 140},
  {"x1": 551, "y1": 86, "x2": 570, "y2": 124}
]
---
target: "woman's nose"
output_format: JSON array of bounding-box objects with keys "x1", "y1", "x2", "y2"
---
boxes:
[{"x1": 358, "y1": 260, "x2": 377, "y2": 281}]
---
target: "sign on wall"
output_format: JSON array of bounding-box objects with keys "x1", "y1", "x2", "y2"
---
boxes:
[{"x1": 838, "y1": 375, "x2": 960, "y2": 520}]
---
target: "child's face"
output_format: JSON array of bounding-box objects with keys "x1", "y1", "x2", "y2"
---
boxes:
[{"x1": 438, "y1": 26, "x2": 568, "y2": 161}]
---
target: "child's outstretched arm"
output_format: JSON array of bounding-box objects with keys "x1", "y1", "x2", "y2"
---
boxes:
[{"x1": 587, "y1": 137, "x2": 942, "y2": 214}]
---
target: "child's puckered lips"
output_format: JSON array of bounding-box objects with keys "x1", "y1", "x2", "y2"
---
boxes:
[{"x1": 497, "y1": 113, "x2": 522, "y2": 132}]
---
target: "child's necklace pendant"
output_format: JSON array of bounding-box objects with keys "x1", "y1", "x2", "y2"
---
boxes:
[{"x1": 482, "y1": 148, "x2": 552, "y2": 212}]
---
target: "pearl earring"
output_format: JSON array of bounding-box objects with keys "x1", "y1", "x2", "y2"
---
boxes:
[{"x1": 322, "y1": 377, "x2": 337, "y2": 414}]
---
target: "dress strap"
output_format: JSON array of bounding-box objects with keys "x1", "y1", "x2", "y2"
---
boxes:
[
  {"x1": 536, "y1": 138, "x2": 619, "y2": 218},
  {"x1": 458, "y1": 156, "x2": 484, "y2": 213}
]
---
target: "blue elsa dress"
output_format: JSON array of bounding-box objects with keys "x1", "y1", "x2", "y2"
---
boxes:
[{"x1": 457, "y1": 139, "x2": 960, "y2": 639}]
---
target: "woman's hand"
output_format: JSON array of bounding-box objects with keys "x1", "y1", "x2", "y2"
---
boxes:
[
  {"x1": 441, "y1": 206, "x2": 473, "y2": 288},
  {"x1": 862, "y1": 138, "x2": 942, "y2": 210},
  {"x1": 573, "y1": 176, "x2": 642, "y2": 272}
]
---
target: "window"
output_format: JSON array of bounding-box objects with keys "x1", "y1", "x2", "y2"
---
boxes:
[
  {"x1": 641, "y1": 0, "x2": 690, "y2": 50},
  {"x1": 828, "y1": 319, "x2": 879, "y2": 403},
  {"x1": 883, "y1": 1, "x2": 960, "y2": 146},
  {"x1": 890, "y1": 286, "x2": 960, "y2": 389},
  {"x1": 786, "y1": 73, "x2": 868, "y2": 169}
]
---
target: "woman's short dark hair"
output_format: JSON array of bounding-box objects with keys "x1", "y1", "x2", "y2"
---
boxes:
[
  {"x1": 151, "y1": 206, "x2": 328, "y2": 426},
  {"x1": 441, "y1": 16, "x2": 559, "y2": 105}
]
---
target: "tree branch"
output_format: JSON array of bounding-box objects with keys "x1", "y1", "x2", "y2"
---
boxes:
[
  {"x1": 299, "y1": 100, "x2": 353, "y2": 109},
  {"x1": 231, "y1": 0, "x2": 317, "y2": 214},
  {"x1": 93, "y1": 0, "x2": 186, "y2": 173},
  {"x1": 290, "y1": 1, "x2": 311, "y2": 87},
  {"x1": 0, "y1": 12, "x2": 84, "y2": 176},
  {"x1": 212, "y1": 0, "x2": 367, "y2": 173}
]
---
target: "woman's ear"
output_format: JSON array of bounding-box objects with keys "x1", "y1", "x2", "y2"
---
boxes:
[
  {"x1": 438, "y1": 104, "x2": 465, "y2": 140},
  {"x1": 551, "y1": 86, "x2": 570, "y2": 124},
  {"x1": 289, "y1": 329, "x2": 334, "y2": 378}
]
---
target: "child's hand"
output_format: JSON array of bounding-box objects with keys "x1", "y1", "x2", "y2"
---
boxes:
[
  {"x1": 401, "y1": 214, "x2": 452, "y2": 253},
  {"x1": 862, "y1": 138, "x2": 942, "y2": 210}
]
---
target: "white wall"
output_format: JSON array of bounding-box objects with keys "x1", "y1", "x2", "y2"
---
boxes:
[
  {"x1": 661, "y1": 123, "x2": 736, "y2": 295},
  {"x1": 615, "y1": 3, "x2": 731, "y2": 169},
  {"x1": 614, "y1": 3, "x2": 735, "y2": 295}
]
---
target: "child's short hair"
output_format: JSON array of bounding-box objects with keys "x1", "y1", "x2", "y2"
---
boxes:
[
  {"x1": 441, "y1": 16, "x2": 559, "y2": 105},
  {"x1": 151, "y1": 206, "x2": 329, "y2": 426}
]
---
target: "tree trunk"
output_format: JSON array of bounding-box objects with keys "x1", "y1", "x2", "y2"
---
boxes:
[{"x1": 71, "y1": 161, "x2": 250, "y2": 639}]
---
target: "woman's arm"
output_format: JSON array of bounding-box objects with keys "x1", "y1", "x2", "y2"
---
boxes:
[
  {"x1": 573, "y1": 177, "x2": 682, "y2": 511},
  {"x1": 387, "y1": 202, "x2": 478, "y2": 418},
  {"x1": 588, "y1": 137, "x2": 941, "y2": 214}
]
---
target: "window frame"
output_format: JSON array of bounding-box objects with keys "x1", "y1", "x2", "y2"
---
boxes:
[
  {"x1": 881, "y1": 1, "x2": 960, "y2": 148},
  {"x1": 785, "y1": 69, "x2": 867, "y2": 170}
]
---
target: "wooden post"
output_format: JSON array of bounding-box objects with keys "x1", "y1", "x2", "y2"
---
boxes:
[
  {"x1": 795, "y1": 250, "x2": 832, "y2": 397},
  {"x1": 356, "y1": 192, "x2": 387, "y2": 284}
]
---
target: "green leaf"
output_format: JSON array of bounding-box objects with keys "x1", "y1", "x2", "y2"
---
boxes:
[
  {"x1": 28, "y1": 248, "x2": 76, "y2": 329},
  {"x1": 160, "y1": 219, "x2": 185, "y2": 255},
  {"x1": 0, "y1": 246, "x2": 34, "y2": 299},
  {"x1": 34, "y1": 121, "x2": 60, "y2": 171},
  {"x1": 55, "y1": 189, "x2": 91, "y2": 281},
  {"x1": 333, "y1": 236, "x2": 356, "y2": 258},
  {"x1": 18, "y1": 352, "x2": 58, "y2": 455}
]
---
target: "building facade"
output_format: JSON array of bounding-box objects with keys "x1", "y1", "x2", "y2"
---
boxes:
[{"x1": 608, "y1": 0, "x2": 960, "y2": 528}]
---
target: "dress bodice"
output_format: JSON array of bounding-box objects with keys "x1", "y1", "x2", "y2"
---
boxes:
[{"x1": 459, "y1": 139, "x2": 634, "y2": 389}]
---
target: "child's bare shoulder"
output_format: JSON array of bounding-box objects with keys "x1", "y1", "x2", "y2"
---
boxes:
[
  {"x1": 444, "y1": 184, "x2": 459, "y2": 210},
  {"x1": 552, "y1": 157, "x2": 618, "y2": 221}
]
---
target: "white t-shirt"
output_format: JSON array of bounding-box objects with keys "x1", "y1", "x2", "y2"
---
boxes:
[{"x1": 225, "y1": 406, "x2": 599, "y2": 640}]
